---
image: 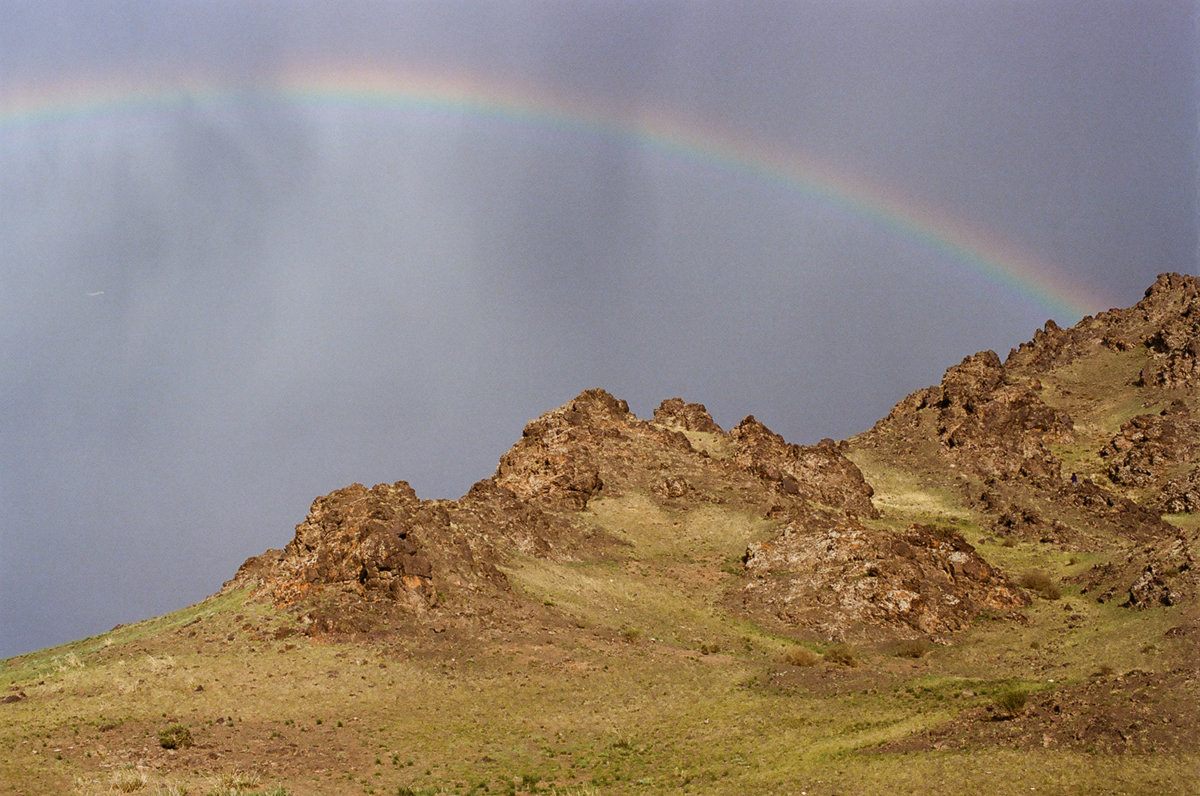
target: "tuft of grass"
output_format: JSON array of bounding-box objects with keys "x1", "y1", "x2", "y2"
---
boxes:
[
  {"x1": 1018, "y1": 570, "x2": 1061, "y2": 600},
  {"x1": 823, "y1": 643, "x2": 859, "y2": 667},
  {"x1": 780, "y1": 646, "x2": 822, "y2": 667},
  {"x1": 151, "y1": 784, "x2": 190, "y2": 796},
  {"x1": 993, "y1": 686, "x2": 1029, "y2": 718},
  {"x1": 206, "y1": 770, "x2": 263, "y2": 795},
  {"x1": 158, "y1": 723, "x2": 193, "y2": 750},
  {"x1": 110, "y1": 768, "x2": 148, "y2": 793}
]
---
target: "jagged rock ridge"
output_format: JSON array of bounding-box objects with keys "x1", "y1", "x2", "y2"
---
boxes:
[
  {"x1": 861, "y1": 272, "x2": 1200, "y2": 609},
  {"x1": 230, "y1": 274, "x2": 1200, "y2": 640}
]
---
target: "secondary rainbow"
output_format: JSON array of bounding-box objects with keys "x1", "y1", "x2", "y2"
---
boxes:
[{"x1": 0, "y1": 67, "x2": 1106, "y2": 319}]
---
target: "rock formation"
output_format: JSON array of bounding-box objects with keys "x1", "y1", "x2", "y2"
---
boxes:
[
  {"x1": 228, "y1": 274, "x2": 1200, "y2": 643},
  {"x1": 740, "y1": 510, "x2": 1028, "y2": 640}
]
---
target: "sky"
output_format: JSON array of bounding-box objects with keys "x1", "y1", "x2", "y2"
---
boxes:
[{"x1": 1, "y1": 1, "x2": 1197, "y2": 659}]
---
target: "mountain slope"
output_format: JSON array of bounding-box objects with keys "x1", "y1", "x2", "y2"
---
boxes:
[{"x1": 3, "y1": 275, "x2": 1198, "y2": 795}]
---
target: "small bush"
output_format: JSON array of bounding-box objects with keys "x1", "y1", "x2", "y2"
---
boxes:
[
  {"x1": 993, "y1": 686, "x2": 1029, "y2": 717},
  {"x1": 1018, "y1": 570, "x2": 1061, "y2": 600},
  {"x1": 158, "y1": 724, "x2": 193, "y2": 750},
  {"x1": 780, "y1": 646, "x2": 822, "y2": 667},
  {"x1": 823, "y1": 643, "x2": 859, "y2": 667}
]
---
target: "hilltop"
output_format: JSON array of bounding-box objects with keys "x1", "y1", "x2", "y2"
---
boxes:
[{"x1": 3, "y1": 274, "x2": 1198, "y2": 795}]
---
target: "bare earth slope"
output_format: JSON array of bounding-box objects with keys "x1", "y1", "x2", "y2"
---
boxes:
[{"x1": 3, "y1": 275, "x2": 1199, "y2": 795}]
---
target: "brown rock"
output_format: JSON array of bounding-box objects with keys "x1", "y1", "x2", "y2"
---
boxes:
[
  {"x1": 1080, "y1": 533, "x2": 1198, "y2": 609},
  {"x1": 729, "y1": 417, "x2": 878, "y2": 518},
  {"x1": 652, "y1": 398, "x2": 723, "y2": 433},
  {"x1": 1099, "y1": 401, "x2": 1200, "y2": 489},
  {"x1": 739, "y1": 510, "x2": 1028, "y2": 639},
  {"x1": 1160, "y1": 466, "x2": 1200, "y2": 514}
]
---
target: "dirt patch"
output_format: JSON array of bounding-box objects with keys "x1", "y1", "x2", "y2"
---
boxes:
[{"x1": 880, "y1": 667, "x2": 1200, "y2": 755}]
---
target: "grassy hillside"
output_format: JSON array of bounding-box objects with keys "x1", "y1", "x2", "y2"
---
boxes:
[{"x1": 4, "y1": 497, "x2": 1196, "y2": 794}]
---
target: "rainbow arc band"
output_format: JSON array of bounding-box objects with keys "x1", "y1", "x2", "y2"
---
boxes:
[{"x1": 0, "y1": 67, "x2": 1104, "y2": 320}]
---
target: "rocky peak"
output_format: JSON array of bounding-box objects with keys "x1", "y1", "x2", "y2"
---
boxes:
[
  {"x1": 872, "y1": 348, "x2": 1072, "y2": 480},
  {"x1": 652, "y1": 397, "x2": 723, "y2": 433},
  {"x1": 936, "y1": 350, "x2": 1006, "y2": 408},
  {"x1": 730, "y1": 416, "x2": 878, "y2": 518},
  {"x1": 493, "y1": 389, "x2": 640, "y2": 510}
]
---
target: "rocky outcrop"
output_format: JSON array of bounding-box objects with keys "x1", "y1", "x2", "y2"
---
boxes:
[
  {"x1": 493, "y1": 389, "x2": 694, "y2": 510},
  {"x1": 227, "y1": 478, "x2": 574, "y2": 632},
  {"x1": 1160, "y1": 466, "x2": 1200, "y2": 514},
  {"x1": 740, "y1": 510, "x2": 1028, "y2": 639},
  {"x1": 652, "y1": 398, "x2": 723, "y2": 433},
  {"x1": 729, "y1": 417, "x2": 878, "y2": 518},
  {"x1": 244, "y1": 481, "x2": 442, "y2": 610},
  {"x1": 1099, "y1": 401, "x2": 1200, "y2": 489},
  {"x1": 1080, "y1": 532, "x2": 1198, "y2": 609},
  {"x1": 873, "y1": 350, "x2": 1073, "y2": 480},
  {"x1": 1128, "y1": 274, "x2": 1200, "y2": 388},
  {"x1": 977, "y1": 475, "x2": 1176, "y2": 548}
]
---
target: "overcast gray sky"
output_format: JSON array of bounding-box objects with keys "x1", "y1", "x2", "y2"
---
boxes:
[{"x1": 2, "y1": 1, "x2": 1196, "y2": 658}]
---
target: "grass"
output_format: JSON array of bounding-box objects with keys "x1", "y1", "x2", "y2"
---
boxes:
[
  {"x1": 1017, "y1": 570, "x2": 1062, "y2": 600},
  {"x1": 780, "y1": 646, "x2": 822, "y2": 667},
  {"x1": 4, "y1": 555, "x2": 1195, "y2": 795},
  {"x1": 992, "y1": 686, "x2": 1029, "y2": 718},
  {"x1": 823, "y1": 643, "x2": 860, "y2": 667}
]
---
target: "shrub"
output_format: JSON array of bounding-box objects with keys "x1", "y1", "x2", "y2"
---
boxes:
[
  {"x1": 780, "y1": 646, "x2": 822, "y2": 667},
  {"x1": 993, "y1": 686, "x2": 1029, "y2": 718},
  {"x1": 157, "y1": 724, "x2": 193, "y2": 750},
  {"x1": 1018, "y1": 570, "x2": 1061, "y2": 600},
  {"x1": 823, "y1": 643, "x2": 859, "y2": 667}
]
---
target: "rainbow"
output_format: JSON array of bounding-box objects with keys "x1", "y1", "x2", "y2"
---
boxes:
[{"x1": 0, "y1": 67, "x2": 1107, "y2": 319}]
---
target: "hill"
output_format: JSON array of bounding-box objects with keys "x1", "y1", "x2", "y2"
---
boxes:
[{"x1": 3, "y1": 274, "x2": 1198, "y2": 795}]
